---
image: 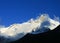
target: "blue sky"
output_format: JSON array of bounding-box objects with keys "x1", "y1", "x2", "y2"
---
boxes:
[{"x1": 0, "y1": 0, "x2": 60, "y2": 26}]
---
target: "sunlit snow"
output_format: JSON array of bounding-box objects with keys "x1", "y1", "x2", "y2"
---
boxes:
[{"x1": 0, "y1": 14, "x2": 60, "y2": 43}]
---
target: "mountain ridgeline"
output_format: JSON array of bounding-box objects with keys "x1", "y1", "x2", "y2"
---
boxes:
[{"x1": 0, "y1": 14, "x2": 60, "y2": 43}]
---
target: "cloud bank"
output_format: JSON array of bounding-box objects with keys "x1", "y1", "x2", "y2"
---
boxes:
[{"x1": 0, "y1": 14, "x2": 60, "y2": 43}]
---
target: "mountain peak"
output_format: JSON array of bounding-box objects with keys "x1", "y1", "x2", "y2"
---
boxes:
[{"x1": 0, "y1": 14, "x2": 60, "y2": 43}]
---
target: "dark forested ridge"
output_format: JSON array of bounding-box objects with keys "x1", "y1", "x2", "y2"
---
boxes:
[{"x1": 10, "y1": 25, "x2": 60, "y2": 43}]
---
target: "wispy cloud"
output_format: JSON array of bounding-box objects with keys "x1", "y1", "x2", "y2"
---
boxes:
[{"x1": 0, "y1": 14, "x2": 60, "y2": 43}]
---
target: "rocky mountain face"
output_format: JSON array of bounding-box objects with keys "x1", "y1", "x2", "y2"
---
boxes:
[{"x1": 10, "y1": 25, "x2": 60, "y2": 43}]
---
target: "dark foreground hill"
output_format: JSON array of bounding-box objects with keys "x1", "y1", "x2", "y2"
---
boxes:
[{"x1": 10, "y1": 25, "x2": 60, "y2": 43}]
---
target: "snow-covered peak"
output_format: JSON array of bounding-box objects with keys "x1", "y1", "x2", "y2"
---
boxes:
[{"x1": 0, "y1": 14, "x2": 60, "y2": 42}]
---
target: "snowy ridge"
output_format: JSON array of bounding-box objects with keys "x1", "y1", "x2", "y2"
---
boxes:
[{"x1": 0, "y1": 14, "x2": 60, "y2": 43}]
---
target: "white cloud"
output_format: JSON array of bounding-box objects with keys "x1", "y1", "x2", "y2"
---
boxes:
[{"x1": 0, "y1": 14, "x2": 60, "y2": 43}]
